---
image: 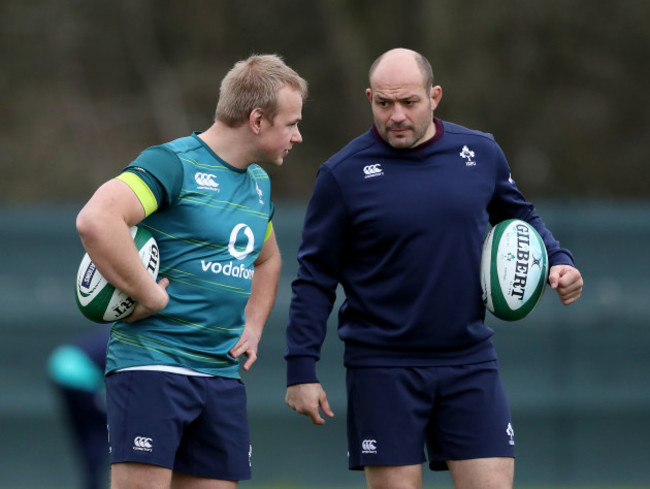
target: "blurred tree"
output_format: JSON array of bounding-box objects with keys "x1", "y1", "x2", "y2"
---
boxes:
[
  {"x1": 120, "y1": 0, "x2": 191, "y2": 140},
  {"x1": 0, "y1": 0, "x2": 647, "y2": 203}
]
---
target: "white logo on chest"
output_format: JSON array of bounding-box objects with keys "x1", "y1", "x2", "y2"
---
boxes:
[
  {"x1": 228, "y1": 223, "x2": 255, "y2": 260},
  {"x1": 363, "y1": 164, "x2": 384, "y2": 178},
  {"x1": 194, "y1": 172, "x2": 220, "y2": 191},
  {"x1": 199, "y1": 224, "x2": 256, "y2": 280}
]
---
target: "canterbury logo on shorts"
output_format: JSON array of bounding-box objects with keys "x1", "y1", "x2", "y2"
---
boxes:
[{"x1": 133, "y1": 436, "x2": 153, "y2": 452}]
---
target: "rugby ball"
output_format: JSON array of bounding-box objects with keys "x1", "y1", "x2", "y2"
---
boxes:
[
  {"x1": 75, "y1": 226, "x2": 160, "y2": 323},
  {"x1": 480, "y1": 219, "x2": 548, "y2": 321}
]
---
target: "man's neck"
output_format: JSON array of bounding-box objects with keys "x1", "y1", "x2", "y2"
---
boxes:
[{"x1": 198, "y1": 121, "x2": 254, "y2": 170}]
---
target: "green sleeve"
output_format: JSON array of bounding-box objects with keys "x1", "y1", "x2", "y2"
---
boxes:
[{"x1": 122, "y1": 146, "x2": 183, "y2": 209}]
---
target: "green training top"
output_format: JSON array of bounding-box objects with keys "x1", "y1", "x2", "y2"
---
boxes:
[{"x1": 106, "y1": 132, "x2": 274, "y2": 379}]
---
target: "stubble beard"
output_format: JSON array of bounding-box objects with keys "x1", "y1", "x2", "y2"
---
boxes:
[{"x1": 381, "y1": 123, "x2": 429, "y2": 149}]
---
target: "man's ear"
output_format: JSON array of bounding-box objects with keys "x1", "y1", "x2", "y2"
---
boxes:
[
  {"x1": 431, "y1": 85, "x2": 443, "y2": 110},
  {"x1": 249, "y1": 108, "x2": 264, "y2": 134}
]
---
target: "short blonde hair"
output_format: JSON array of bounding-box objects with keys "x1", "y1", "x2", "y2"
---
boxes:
[{"x1": 216, "y1": 54, "x2": 308, "y2": 127}]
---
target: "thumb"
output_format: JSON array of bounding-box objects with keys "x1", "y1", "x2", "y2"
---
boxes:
[
  {"x1": 548, "y1": 266, "x2": 564, "y2": 290},
  {"x1": 320, "y1": 394, "x2": 335, "y2": 418}
]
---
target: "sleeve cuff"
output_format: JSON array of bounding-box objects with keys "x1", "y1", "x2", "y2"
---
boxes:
[
  {"x1": 286, "y1": 356, "x2": 319, "y2": 386},
  {"x1": 548, "y1": 249, "x2": 575, "y2": 268}
]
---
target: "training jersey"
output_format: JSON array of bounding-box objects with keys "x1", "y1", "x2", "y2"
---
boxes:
[
  {"x1": 106, "y1": 132, "x2": 274, "y2": 379},
  {"x1": 285, "y1": 118, "x2": 575, "y2": 386}
]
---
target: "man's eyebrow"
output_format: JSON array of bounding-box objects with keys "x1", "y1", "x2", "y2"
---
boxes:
[{"x1": 374, "y1": 93, "x2": 420, "y2": 102}]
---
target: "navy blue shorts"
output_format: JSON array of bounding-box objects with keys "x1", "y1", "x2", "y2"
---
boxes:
[
  {"x1": 106, "y1": 371, "x2": 251, "y2": 481},
  {"x1": 346, "y1": 361, "x2": 515, "y2": 471}
]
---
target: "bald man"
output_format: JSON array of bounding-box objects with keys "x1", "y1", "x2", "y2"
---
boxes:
[{"x1": 285, "y1": 48, "x2": 583, "y2": 489}]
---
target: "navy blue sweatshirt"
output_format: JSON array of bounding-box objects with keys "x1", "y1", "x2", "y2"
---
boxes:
[{"x1": 285, "y1": 119, "x2": 575, "y2": 386}]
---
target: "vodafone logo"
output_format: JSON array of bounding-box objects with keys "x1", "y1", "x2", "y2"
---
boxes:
[
  {"x1": 133, "y1": 436, "x2": 153, "y2": 452},
  {"x1": 199, "y1": 223, "x2": 256, "y2": 280},
  {"x1": 195, "y1": 172, "x2": 219, "y2": 190},
  {"x1": 363, "y1": 164, "x2": 383, "y2": 179},
  {"x1": 229, "y1": 223, "x2": 255, "y2": 260}
]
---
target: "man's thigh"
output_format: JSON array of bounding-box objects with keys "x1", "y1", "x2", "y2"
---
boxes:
[
  {"x1": 428, "y1": 361, "x2": 515, "y2": 468},
  {"x1": 447, "y1": 457, "x2": 514, "y2": 489},
  {"x1": 106, "y1": 371, "x2": 251, "y2": 481},
  {"x1": 111, "y1": 462, "x2": 171, "y2": 489},
  {"x1": 171, "y1": 472, "x2": 238, "y2": 489},
  {"x1": 346, "y1": 367, "x2": 432, "y2": 469},
  {"x1": 346, "y1": 363, "x2": 515, "y2": 471},
  {"x1": 111, "y1": 463, "x2": 240, "y2": 489},
  {"x1": 364, "y1": 464, "x2": 422, "y2": 489},
  {"x1": 106, "y1": 371, "x2": 200, "y2": 469}
]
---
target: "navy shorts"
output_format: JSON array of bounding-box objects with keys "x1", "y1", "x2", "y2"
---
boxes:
[
  {"x1": 346, "y1": 361, "x2": 515, "y2": 471},
  {"x1": 106, "y1": 371, "x2": 251, "y2": 481}
]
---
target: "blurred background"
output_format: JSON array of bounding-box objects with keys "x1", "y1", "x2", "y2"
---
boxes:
[{"x1": 1, "y1": 0, "x2": 648, "y2": 488}]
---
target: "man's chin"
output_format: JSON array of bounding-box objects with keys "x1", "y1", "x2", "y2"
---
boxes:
[
  {"x1": 387, "y1": 136, "x2": 415, "y2": 149},
  {"x1": 260, "y1": 156, "x2": 285, "y2": 167}
]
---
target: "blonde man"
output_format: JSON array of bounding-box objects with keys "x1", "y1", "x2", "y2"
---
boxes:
[{"x1": 77, "y1": 54, "x2": 307, "y2": 489}]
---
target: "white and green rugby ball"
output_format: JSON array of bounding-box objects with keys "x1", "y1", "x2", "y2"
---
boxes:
[
  {"x1": 75, "y1": 226, "x2": 159, "y2": 323},
  {"x1": 480, "y1": 219, "x2": 548, "y2": 321}
]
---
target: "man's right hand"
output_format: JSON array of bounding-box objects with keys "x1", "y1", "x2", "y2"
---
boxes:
[
  {"x1": 285, "y1": 382, "x2": 335, "y2": 425},
  {"x1": 122, "y1": 276, "x2": 170, "y2": 323}
]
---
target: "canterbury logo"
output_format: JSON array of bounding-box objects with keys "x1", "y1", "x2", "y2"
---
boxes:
[
  {"x1": 133, "y1": 436, "x2": 153, "y2": 452},
  {"x1": 361, "y1": 439, "x2": 377, "y2": 453},
  {"x1": 195, "y1": 172, "x2": 219, "y2": 189},
  {"x1": 363, "y1": 164, "x2": 383, "y2": 178}
]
